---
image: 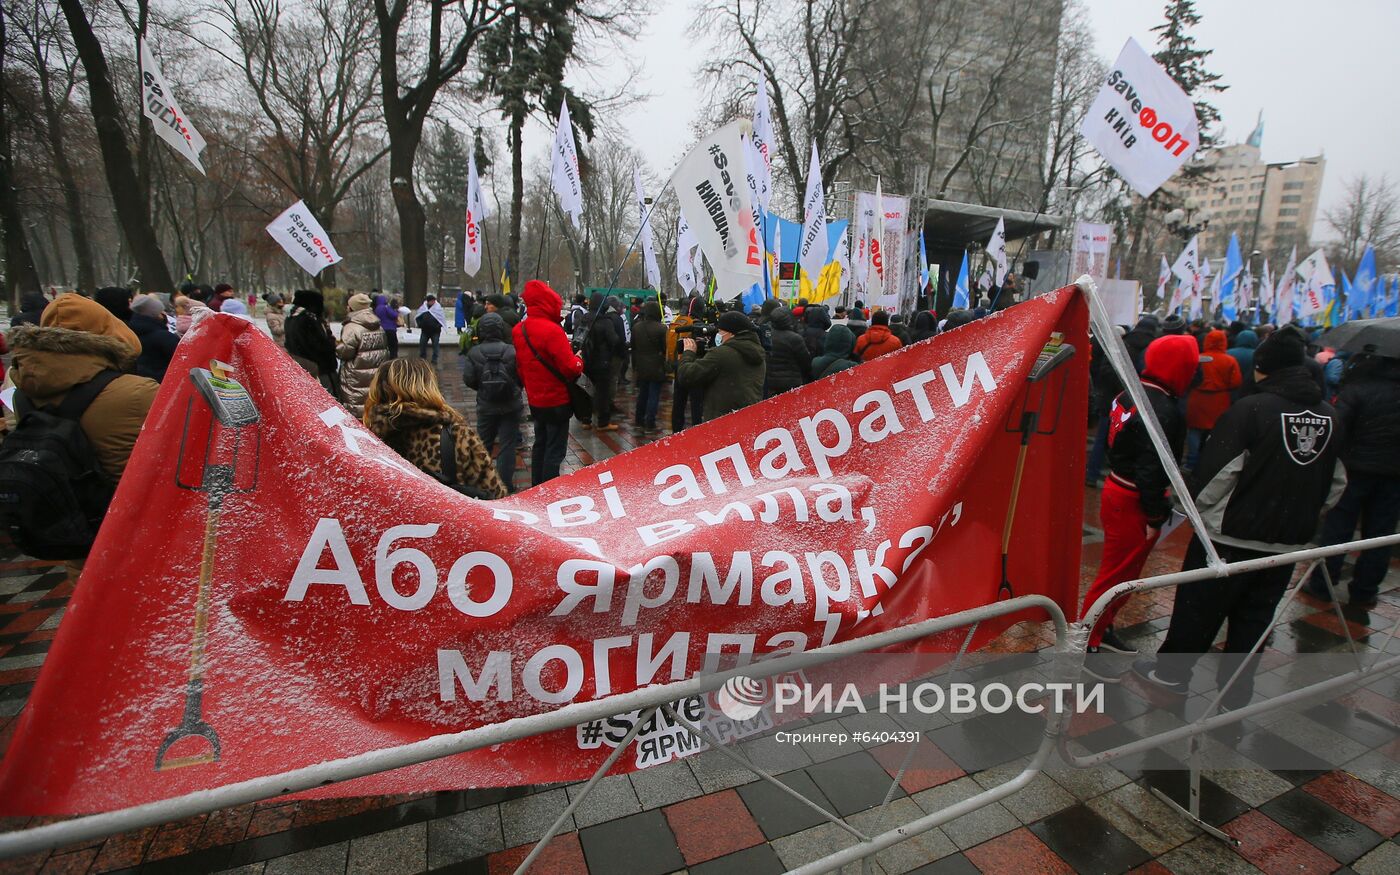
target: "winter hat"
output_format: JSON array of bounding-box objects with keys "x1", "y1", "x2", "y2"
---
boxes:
[
  {"x1": 220, "y1": 299, "x2": 249, "y2": 316},
  {"x1": 95, "y1": 286, "x2": 134, "y2": 322},
  {"x1": 1254, "y1": 325, "x2": 1307, "y2": 375},
  {"x1": 263, "y1": 292, "x2": 284, "y2": 306},
  {"x1": 1161, "y1": 315, "x2": 1186, "y2": 334},
  {"x1": 214, "y1": 283, "x2": 235, "y2": 296},
  {"x1": 130, "y1": 294, "x2": 165, "y2": 319},
  {"x1": 292, "y1": 289, "x2": 324, "y2": 316},
  {"x1": 39, "y1": 292, "x2": 141, "y2": 355},
  {"x1": 760, "y1": 298, "x2": 781, "y2": 318},
  {"x1": 716, "y1": 310, "x2": 754, "y2": 335},
  {"x1": 348, "y1": 293, "x2": 372, "y2": 313},
  {"x1": 871, "y1": 310, "x2": 890, "y2": 326}
]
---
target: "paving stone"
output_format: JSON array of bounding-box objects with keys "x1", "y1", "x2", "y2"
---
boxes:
[
  {"x1": 499, "y1": 788, "x2": 575, "y2": 848},
  {"x1": 565, "y1": 774, "x2": 641, "y2": 828},
  {"x1": 1158, "y1": 835, "x2": 1266, "y2": 875},
  {"x1": 346, "y1": 823, "x2": 426, "y2": 875},
  {"x1": 806, "y1": 750, "x2": 906, "y2": 817},
  {"x1": 688, "y1": 842, "x2": 786, "y2": 875},
  {"x1": 262, "y1": 842, "x2": 348, "y2": 875},
  {"x1": 578, "y1": 809, "x2": 683, "y2": 875},
  {"x1": 769, "y1": 822, "x2": 865, "y2": 873},
  {"x1": 909, "y1": 776, "x2": 1018, "y2": 850},
  {"x1": 1352, "y1": 839, "x2": 1400, "y2": 875},
  {"x1": 740, "y1": 733, "x2": 814, "y2": 773},
  {"x1": 962, "y1": 827, "x2": 1073, "y2": 875},
  {"x1": 736, "y1": 770, "x2": 839, "y2": 840},
  {"x1": 629, "y1": 760, "x2": 703, "y2": 809},
  {"x1": 1259, "y1": 787, "x2": 1383, "y2": 865},
  {"x1": 1085, "y1": 781, "x2": 1201, "y2": 856},
  {"x1": 969, "y1": 760, "x2": 1075, "y2": 825},
  {"x1": 1261, "y1": 714, "x2": 1369, "y2": 769},
  {"x1": 212, "y1": 865, "x2": 266, "y2": 875},
  {"x1": 1043, "y1": 758, "x2": 1132, "y2": 800},
  {"x1": 848, "y1": 797, "x2": 958, "y2": 873},
  {"x1": 663, "y1": 788, "x2": 764, "y2": 866},
  {"x1": 426, "y1": 804, "x2": 503, "y2": 868},
  {"x1": 1029, "y1": 803, "x2": 1151, "y2": 873},
  {"x1": 687, "y1": 748, "x2": 758, "y2": 793}
]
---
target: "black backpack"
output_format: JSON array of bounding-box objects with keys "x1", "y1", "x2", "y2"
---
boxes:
[
  {"x1": 0, "y1": 371, "x2": 122, "y2": 559},
  {"x1": 476, "y1": 346, "x2": 515, "y2": 405}
]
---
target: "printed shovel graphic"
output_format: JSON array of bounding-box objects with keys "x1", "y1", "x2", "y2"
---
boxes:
[
  {"x1": 156, "y1": 365, "x2": 260, "y2": 771},
  {"x1": 998, "y1": 337, "x2": 1076, "y2": 600}
]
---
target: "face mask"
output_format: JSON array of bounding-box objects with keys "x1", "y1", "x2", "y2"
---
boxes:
[{"x1": 714, "y1": 333, "x2": 724, "y2": 346}]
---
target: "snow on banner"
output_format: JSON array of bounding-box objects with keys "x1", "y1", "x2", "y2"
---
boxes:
[
  {"x1": 265, "y1": 200, "x2": 342, "y2": 277},
  {"x1": 0, "y1": 290, "x2": 1087, "y2": 814},
  {"x1": 139, "y1": 37, "x2": 206, "y2": 175},
  {"x1": 1082, "y1": 38, "x2": 1198, "y2": 197}
]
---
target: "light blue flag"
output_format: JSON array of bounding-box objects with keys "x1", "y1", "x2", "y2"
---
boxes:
[
  {"x1": 918, "y1": 231, "x2": 930, "y2": 293},
  {"x1": 1219, "y1": 233, "x2": 1244, "y2": 321},
  {"x1": 741, "y1": 282, "x2": 766, "y2": 311},
  {"x1": 954, "y1": 251, "x2": 970, "y2": 309},
  {"x1": 1385, "y1": 277, "x2": 1399, "y2": 318},
  {"x1": 1350, "y1": 245, "x2": 1377, "y2": 320},
  {"x1": 1338, "y1": 273, "x2": 1355, "y2": 325}
]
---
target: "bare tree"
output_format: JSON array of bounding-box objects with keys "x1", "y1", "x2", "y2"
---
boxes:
[
  {"x1": 213, "y1": 0, "x2": 387, "y2": 287},
  {"x1": 1325, "y1": 174, "x2": 1400, "y2": 267},
  {"x1": 0, "y1": 3, "x2": 42, "y2": 305}
]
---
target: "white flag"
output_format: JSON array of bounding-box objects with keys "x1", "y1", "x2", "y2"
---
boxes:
[
  {"x1": 1170, "y1": 235, "x2": 1199, "y2": 288},
  {"x1": 798, "y1": 142, "x2": 828, "y2": 281},
  {"x1": 632, "y1": 167, "x2": 661, "y2": 291},
  {"x1": 871, "y1": 176, "x2": 885, "y2": 292},
  {"x1": 1260, "y1": 259, "x2": 1273, "y2": 312},
  {"x1": 139, "y1": 37, "x2": 206, "y2": 174},
  {"x1": 1082, "y1": 38, "x2": 1199, "y2": 197},
  {"x1": 1276, "y1": 246, "x2": 1298, "y2": 319},
  {"x1": 742, "y1": 132, "x2": 769, "y2": 295},
  {"x1": 1197, "y1": 255, "x2": 1212, "y2": 304},
  {"x1": 668, "y1": 122, "x2": 762, "y2": 300},
  {"x1": 853, "y1": 201, "x2": 870, "y2": 294},
  {"x1": 751, "y1": 76, "x2": 775, "y2": 212},
  {"x1": 266, "y1": 200, "x2": 342, "y2": 277},
  {"x1": 1297, "y1": 248, "x2": 1334, "y2": 318},
  {"x1": 987, "y1": 217, "x2": 1008, "y2": 287},
  {"x1": 463, "y1": 151, "x2": 486, "y2": 277},
  {"x1": 676, "y1": 212, "x2": 699, "y2": 294},
  {"x1": 551, "y1": 101, "x2": 584, "y2": 228},
  {"x1": 1156, "y1": 254, "x2": 1171, "y2": 301}
]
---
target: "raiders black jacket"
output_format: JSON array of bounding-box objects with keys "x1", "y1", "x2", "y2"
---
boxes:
[{"x1": 1189, "y1": 365, "x2": 1346, "y2": 552}]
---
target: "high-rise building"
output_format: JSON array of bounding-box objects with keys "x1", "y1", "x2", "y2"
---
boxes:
[{"x1": 1174, "y1": 115, "x2": 1325, "y2": 259}]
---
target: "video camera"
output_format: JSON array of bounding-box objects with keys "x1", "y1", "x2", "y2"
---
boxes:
[{"x1": 673, "y1": 321, "x2": 718, "y2": 352}]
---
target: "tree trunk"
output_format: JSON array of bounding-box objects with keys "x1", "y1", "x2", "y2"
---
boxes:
[
  {"x1": 39, "y1": 76, "x2": 96, "y2": 293},
  {"x1": 0, "y1": 22, "x2": 41, "y2": 308},
  {"x1": 389, "y1": 141, "x2": 427, "y2": 306},
  {"x1": 508, "y1": 104, "x2": 524, "y2": 290},
  {"x1": 57, "y1": 0, "x2": 174, "y2": 294}
]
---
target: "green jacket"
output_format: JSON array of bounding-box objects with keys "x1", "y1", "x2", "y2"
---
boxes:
[{"x1": 677, "y1": 329, "x2": 766, "y2": 423}]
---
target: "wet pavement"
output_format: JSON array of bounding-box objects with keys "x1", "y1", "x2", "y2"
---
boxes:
[{"x1": 0, "y1": 346, "x2": 1397, "y2": 874}]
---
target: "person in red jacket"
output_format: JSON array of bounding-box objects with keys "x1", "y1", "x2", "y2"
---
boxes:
[
  {"x1": 1185, "y1": 329, "x2": 1241, "y2": 469},
  {"x1": 513, "y1": 280, "x2": 584, "y2": 485},
  {"x1": 854, "y1": 310, "x2": 903, "y2": 361}
]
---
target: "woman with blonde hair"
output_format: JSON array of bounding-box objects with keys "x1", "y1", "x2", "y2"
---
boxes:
[{"x1": 363, "y1": 357, "x2": 507, "y2": 498}]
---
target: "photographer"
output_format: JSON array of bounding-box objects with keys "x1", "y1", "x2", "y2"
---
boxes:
[{"x1": 677, "y1": 310, "x2": 766, "y2": 424}]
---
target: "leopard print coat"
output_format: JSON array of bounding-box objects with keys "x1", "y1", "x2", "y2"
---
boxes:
[{"x1": 364, "y1": 403, "x2": 508, "y2": 499}]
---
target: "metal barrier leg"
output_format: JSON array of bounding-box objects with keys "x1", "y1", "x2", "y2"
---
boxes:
[{"x1": 1147, "y1": 734, "x2": 1239, "y2": 846}]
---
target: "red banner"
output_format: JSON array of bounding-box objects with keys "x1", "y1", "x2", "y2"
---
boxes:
[{"x1": 0, "y1": 288, "x2": 1087, "y2": 815}]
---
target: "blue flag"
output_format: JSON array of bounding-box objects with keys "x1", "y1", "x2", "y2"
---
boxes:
[
  {"x1": 741, "y1": 282, "x2": 766, "y2": 311},
  {"x1": 1350, "y1": 245, "x2": 1377, "y2": 320},
  {"x1": 1339, "y1": 272, "x2": 1355, "y2": 325},
  {"x1": 1219, "y1": 233, "x2": 1244, "y2": 321},
  {"x1": 919, "y1": 231, "x2": 930, "y2": 293},
  {"x1": 1387, "y1": 277, "x2": 1399, "y2": 318},
  {"x1": 954, "y1": 251, "x2": 970, "y2": 309}
]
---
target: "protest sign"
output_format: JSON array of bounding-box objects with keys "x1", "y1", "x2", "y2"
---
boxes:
[
  {"x1": 265, "y1": 200, "x2": 342, "y2": 277},
  {"x1": 0, "y1": 289, "x2": 1087, "y2": 814},
  {"x1": 139, "y1": 37, "x2": 206, "y2": 174},
  {"x1": 670, "y1": 122, "x2": 763, "y2": 301}
]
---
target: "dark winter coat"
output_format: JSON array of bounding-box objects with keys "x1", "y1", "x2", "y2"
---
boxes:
[
  {"x1": 364, "y1": 403, "x2": 507, "y2": 499},
  {"x1": 127, "y1": 313, "x2": 179, "y2": 383},
  {"x1": 1122, "y1": 315, "x2": 1160, "y2": 373},
  {"x1": 513, "y1": 280, "x2": 583, "y2": 409},
  {"x1": 630, "y1": 301, "x2": 668, "y2": 383},
  {"x1": 802, "y1": 305, "x2": 832, "y2": 358},
  {"x1": 1191, "y1": 365, "x2": 1346, "y2": 552},
  {"x1": 1226, "y1": 329, "x2": 1258, "y2": 378},
  {"x1": 911, "y1": 311, "x2": 937, "y2": 343},
  {"x1": 1105, "y1": 335, "x2": 1198, "y2": 524},
  {"x1": 1089, "y1": 334, "x2": 1125, "y2": 417},
  {"x1": 889, "y1": 318, "x2": 912, "y2": 346},
  {"x1": 765, "y1": 307, "x2": 812, "y2": 394},
  {"x1": 677, "y1": 329, "x2": 766, "y2": 423},
  {"x1": 464, "y1": 312, "x2": 523, "y2": 414},
  {"x1": 813, "y1": 325, "x2": 860, "y2": 378},
  {"x1": 10, "y1": 291, "x2": 46, "y2": 328},
  {"x1": 1333, "y1": 357, "x2": 1400, "y2": 477},
  {"x1": 581, "y1": 305, "x2": 626, "y2": 375},
  {"x1": 285, "y1": 294, "x2": 337, "y2": 377}
]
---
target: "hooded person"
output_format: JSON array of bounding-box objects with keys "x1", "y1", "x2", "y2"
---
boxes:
[
  {"x1": 812, "y1": 324, "x2": 860, "y2": 378},
  {"x1": 284, "y1": 289, "x2": 339, "y2": 398},
  {"x1": 11, "y1": 290, "x2": 48, "y2": 328},
  {"x1": 373, "y1": 292, "x2": 401, "y2": 358},
  {"x1": 630, "y1": 300, "x2": 668, "y2": 432},
  {"x1": 513, "y1": 280, "x2": 584, "y2": 485},
  {"x1": 1185, "y1": 329, "x2": 1241, "y2": 468},
  {"x1": 889, "y1": 313, "x2": 912, "y2": 346},
  {"x1": 764, "y1": 305, "x2": 812, "y2": 397},
  {"x1": 336, "y1": 292, "x2": 390, "y2": 411},
  {"x1": 579, "y1": 294, "x2": 627, "y2": 430},
  {"x1": 1080, "y1": 334, "x2": 1204, "y2": 678},
  {"x1": 677, "y1": 309, "x2": 765, "y2": 423},
  {"x1": 845, "y1": 303, "x2": 868, "y2": 339},
  {"x1": 1226, "y1": 329, "x2": 1258, "y2": 380},
  {"x1": 6, "y1": 294, "x2": 159, "y2": 578},
  {"x1": 1122, "y1": 315, "x2": 1161, "y2": 373},
  {"x1": 128, "y1": 294, "x2": 179, "y2": 382},
  {"x1": 262, "y1": 292, "x2": 287, "y2": 345},
  {"x1": 942, "y1": 308, "x2": 976, "y2": 332},
  {"x1": 910, "y1": 311, "x2": 937, "y2": 344},
  {"x1": 94, "y1": 287, "x2": 133, "y2": 324},
  {"x1": 463, "y1": 311, "x2": 523, "y2": 491},
  {"x1": 854, "y1": 310, "x2": 903, "y2": 361},
  {"x1": 802, "y1": 304, "x2": 832, "y2": 358},
  {"x1": 1134, "y1": 326, "x2": 1346, "y2": 704}
]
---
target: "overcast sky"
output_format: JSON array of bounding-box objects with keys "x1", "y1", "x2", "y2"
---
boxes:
[{"x1": 528, "y1": 0, "x2": 1400, "y2": 243}]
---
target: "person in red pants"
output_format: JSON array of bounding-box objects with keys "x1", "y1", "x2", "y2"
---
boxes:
[{"x1": 1080, "y1": 334, "x2": 1205, "y2": 681}]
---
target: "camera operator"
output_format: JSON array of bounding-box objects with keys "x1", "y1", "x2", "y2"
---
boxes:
[{"x1": 677, "y1": 309, "x2": 766, "y2": 425}]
